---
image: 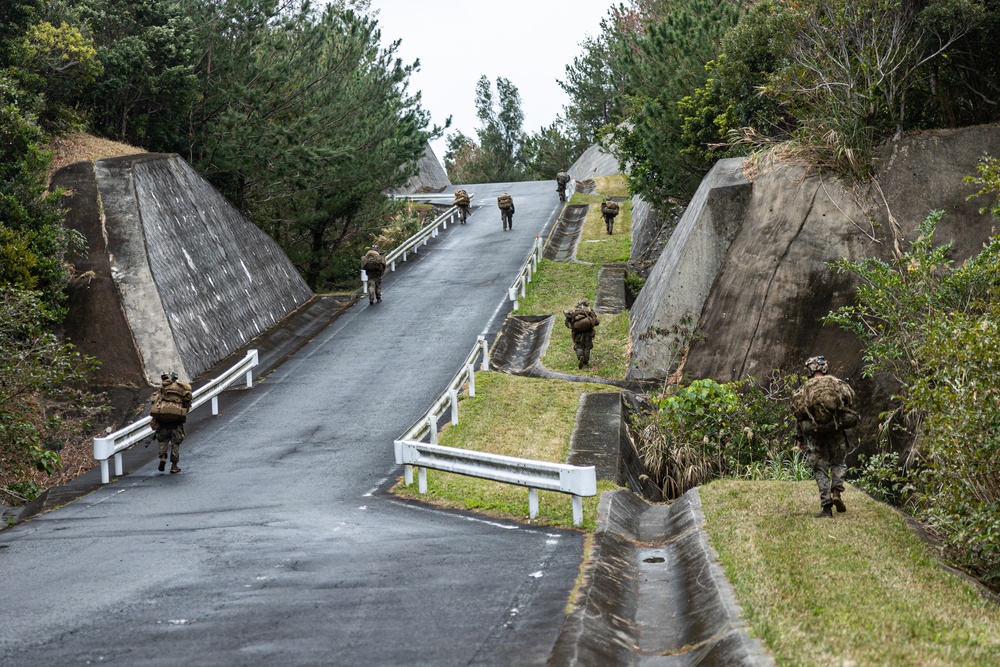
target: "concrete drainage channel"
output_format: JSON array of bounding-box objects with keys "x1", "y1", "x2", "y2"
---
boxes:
[
  {"x1": 548, "y1": 489, "x2": 775, "y2": 667},
  {"x1": 487, "y1": 316, "x2": 773, "y2": 666}
]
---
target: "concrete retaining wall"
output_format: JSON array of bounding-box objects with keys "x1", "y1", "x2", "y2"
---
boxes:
[
  {"x1": 627, "y1": 158, "x2": 750, "y2": 380},
  {"x1": 568, "y1": 144, "x2": 620, "y2": 181},
  {"x1": 55, "y1": 153, "x2": 313, "y2": 385}
]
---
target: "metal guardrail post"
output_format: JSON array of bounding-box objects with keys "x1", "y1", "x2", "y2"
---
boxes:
[
  {"x1": 528, "y1": 488, "x2": 539, "y2": 519},
  {"x1": 572, "y1": 496, "x2": 583, "y2": 526},
  {"x1": 449, "y1": 389, "x2": 459, "y2": 425},
  {"x1": 361, "y1": 269, "x2": 368, "y2": 294},
  {"x1": 478, "y1": 336, "x2": 489, "y2": 371},
  {"x1": 467, "y1": 364, "x2": 475, "y2": 397},
  {"x1": 428, "y1": 415, "x2": 437, "y2": 444},
  {"x1": 508, "y1": 286, "x2": 518, "y2": 311}
]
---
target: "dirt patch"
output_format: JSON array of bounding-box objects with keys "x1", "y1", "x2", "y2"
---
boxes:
[{"x1": 45, "y1": 133, "x2": 146, "y2": 178}]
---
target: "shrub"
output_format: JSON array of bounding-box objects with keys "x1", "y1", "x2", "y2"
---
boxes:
[
  {"x1": 631, "y1": 373, "x2": 802, "y2": 499},
  {"x1": 827, "y1": 208, "x2": 1000, "y2": 585}
]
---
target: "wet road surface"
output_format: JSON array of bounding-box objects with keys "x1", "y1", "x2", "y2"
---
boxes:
[{"x1": 0, "y1": 181, "x2": 584, "y2": 666}]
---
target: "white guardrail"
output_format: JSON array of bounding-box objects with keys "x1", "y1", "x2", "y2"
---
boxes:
[
  {"x1": 508, "y1": 236, "x2": 544, "y2": 311},
  {"x1": 362, "y1": 194, "x2": 473, "y2": 292},
  {"x1": 92, "y1": 349, "x2": 259, "y2": 484},
  {"x1": 393, "y1": 331, "x2": 597, "y2": 527}
]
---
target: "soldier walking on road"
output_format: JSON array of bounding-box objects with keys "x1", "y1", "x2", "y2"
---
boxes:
[
  {"x1": 791, "y1": 355, "x2": 860, "y2": 518},
  {"x1": 361, "y1": 244, "x2": 387, "y2": 304},
  {"x1": 150, "y1": 372, "x2": 193, "y2": 474},
  {"x1": 564, "y1": 299, "x2": 599, "y2": 369},
  {"x1": 601, "y1": 198, "x2": 620, "y2": 235},
  {"x1": 453, "y1": 189, "x2": 471, "y2": 223},
  {"x1": 498, "y1": 193, "x2": 515, "y2": 231},
  {"x1": 556, "y1": 171, "x2": 570, "y2": 202}
]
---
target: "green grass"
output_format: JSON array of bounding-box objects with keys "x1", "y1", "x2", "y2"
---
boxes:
[
  {"x1": 542, "y1": 311, "x2": 631, "y2": 379},
  {"x1": 515, "y1": 260, "x2": 600, "y2": 314},
  {"x1": 700, "y1": 480, "x2": 1000, "y2": 666},
  {"x1": 391, "y1": 372, "x2": 619, "y2": 530},
  {"x1": 575, "y1": 197, "x2": 632, "y2": 265}
]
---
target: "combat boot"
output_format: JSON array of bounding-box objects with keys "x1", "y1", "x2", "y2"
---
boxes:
[
  {"x1": 815, "y1": 505, "x2": 833, "y2": 518},
  {"x1": 832, "y1": 489, "x2": 847, "y2": 513},
  {"x1": 170, "y1": 462, "x2": 181, "y2": 474},
  {"x1": 158, "y1": 455, "x2": 166, "y2": 472}
]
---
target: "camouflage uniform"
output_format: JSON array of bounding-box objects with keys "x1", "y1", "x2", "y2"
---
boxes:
[
  {"x1": 601, "y1": 200, "x2": 619, "y2": 235},
  {"x1": 802, "y1": 429, "x2": 847, "y2": 509},
  {"x1": 793, "y1": 355, "x2": 855, "y2": 516},
  {"x1": 151, "y1": 373, "x2": 192, "y2": 473},
  {"x1": 556, "y1": 172, "x2": 570, "y2": 202},
  {"x1": 156, "y1": 422, "x2": 186, "y2": 467},
  {"x1": 498, "y1": 194, "x2": 515, "y2": 231},
  {"x1": 564, "y1": 300, "x2": 599, "y2": 368},
  {"x1": 362, "y1": 247, "x2": 387, "y2": 304}
]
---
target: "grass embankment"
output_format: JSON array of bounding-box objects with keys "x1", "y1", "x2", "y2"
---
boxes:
[
  {"x1": 700, "y1": 480, "x2": 1000, "y2": 666},
  {"x1": 390, "y1": 372, "x2": 619, "y2": 530}
]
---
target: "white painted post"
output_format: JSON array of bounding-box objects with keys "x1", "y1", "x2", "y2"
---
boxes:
[
  {"x1": 519, "y1": 279, "x2": 526, "y2": 298},
  {"x1": 246, "y1": 349, "x2": 258, "y2": 387},
  {"x1": 211, "y1": 395, "x2": 219, "y2": 416},
  {"x1": 572, "y1": 495, "x2": 583, "y2": 527},
  {"x1": 449, "y1": 389, "x2": 459, "y2": 425},
  {"x1": 423, "y1": 236, "x2": 428, "y2": 247},
  {"x1": 405, "y1": 464, "x2": 413, "y2": 485},
  {"x1": 418, "y1": 467, "x2": 427, "y2": 493},
  {"x1": 361, "y1": 269, "x2": 368, "y2": 294},
  {"x1": 528, "y1": 488, "x2": 539, "y2": 519},
  {"x1": 114, "y1": 452, "x2": 123, "y2": 478},
  {"x1": 508, "y1": 287, "x2": 518, "y2": 311},
  {"x1": 100, "y1": 460, "x2": 110, "y2": 484},
  {"x1": 403, "y1": 250, "x2": 408, "y2": 262},
  {"x1": 479, "y1": 336, "x2": 490, "y2": 371},
  {"x1": 432, "y1": 227, "x2": 438, "y2": 238},
  {"x1": 428, "y1": 415, "x2": 438, "y2": 444},
  {"x1": 467, "y1": 364, "x2": 475, "y2": 397}
]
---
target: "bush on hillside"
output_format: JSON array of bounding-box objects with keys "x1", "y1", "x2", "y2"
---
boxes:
[
  {"x1": 827, "y1": 208, "x2": 1000, "y2": 585},
  {"x1": 630, "y1": 374, "x2": 806, "y2": 500}
]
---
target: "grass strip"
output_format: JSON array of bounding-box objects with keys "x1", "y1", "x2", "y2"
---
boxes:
[
  {"x1": 699, "y1": 479, "x2": 1000, "y2": 666},
  {"x1": 391, "y1": 371, "x2": 619, "y2": 531}
]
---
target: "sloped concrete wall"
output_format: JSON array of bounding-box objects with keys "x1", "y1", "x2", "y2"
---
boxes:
[
  {"x1": 568, "y1": 144, "x2": 620, "y2": 180},
  {"x1": 393, "y1": 143, "x2": 451, "y2": 194},
  {"x1": 57, "y1": 153, "x2": 313, "y2": 385},
  {"x1": 628, "y1": 158, "x2": 750, "y2": 379}
]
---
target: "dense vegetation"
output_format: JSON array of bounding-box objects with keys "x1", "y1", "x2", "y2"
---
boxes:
[
  {"x1": 544, "y1": 0, "x2": 1000, "y2": 207},
  {"x1": 0, "y1": 0, "x2": 438, "y2": 500}
]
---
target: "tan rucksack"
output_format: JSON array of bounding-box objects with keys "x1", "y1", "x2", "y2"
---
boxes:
[
  {"x1": 497, "y1": 194, "x2": 513, "y2": 209},
  {"x1": 362, "y1": 250, "x2": 384, "y2": 272},
  {"x1": 453, "y1": 189, "x2": 470, "y2": 206},
  {"x1": 151, "y1": 380, "x2": 192, "y2": 424},
  {"x1": 556, "y1": 172, "x2": 570, "y2": 185},
  {"x1": 603, "y1": 200, "x2": 619, "y2": 215},
  {"x1": 792, "y1": 375, "x2": 858, "y2": 430}
]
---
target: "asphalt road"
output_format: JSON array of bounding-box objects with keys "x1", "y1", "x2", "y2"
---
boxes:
[{"x1": 0, "y1": 180, "x2": 585, "y2": 666}]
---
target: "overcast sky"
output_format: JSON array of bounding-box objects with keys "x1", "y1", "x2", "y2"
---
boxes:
[{"x1": 365, "y1": 0, "x2": 615, "y2": 164}]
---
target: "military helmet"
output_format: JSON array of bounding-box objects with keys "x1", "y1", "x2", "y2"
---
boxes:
[
  {"x1": 160, "y1": 372, "x2": 170, "y2": 381},
  {"x1": 170, "y1": 371, "x2": 179, "y2": 381},
  {"x1": 578, "y1": 298, "x2": 589, "y2": 307},
  {"x1": 804, "y1": 356, "x2": 829, "y2": 374},
  {"x1": 371, "y1": 244, "x2": 380, "y2": 252}
]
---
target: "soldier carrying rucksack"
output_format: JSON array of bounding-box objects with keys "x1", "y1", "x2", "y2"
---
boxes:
[
  {"x1": 791, "y1": 355, "x2": 860, "y2": 518},
  {"x1": 361, "y1": 244, "x2": 387, "y2": 305},
  {"x1": 564, "y1": 299, "x2": 599, "y2": 369},
  {"x1": 150, "y1": 371, "x2": 193, "y2": 474},
  {"x1": 600, "y1": 198, "x2": 620, "y2": 235},
  {"x1": 453, "y1": 189, "x2": 471, "y2": 223},
  {"x1": 556, "y1": 172, "x2": 570, "y2": 202},
  {"x1": 497, "y1": 193, "x2": 515, "y2": 231}
]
